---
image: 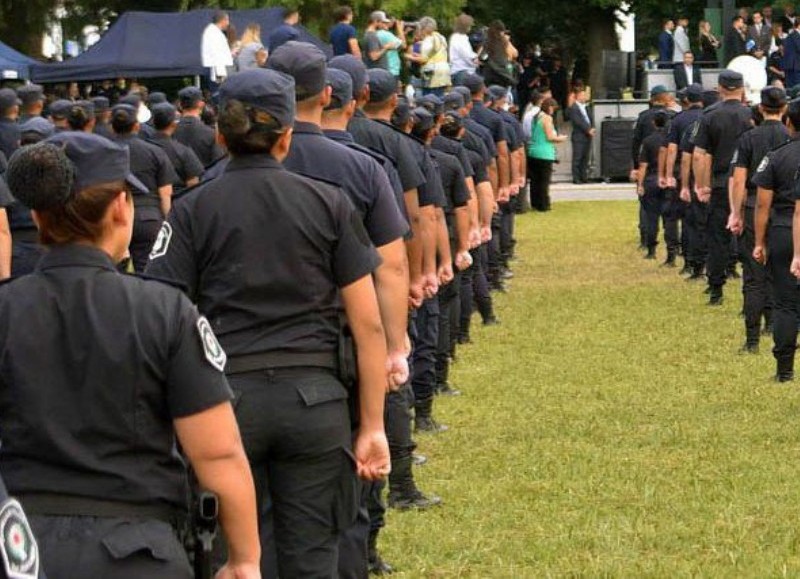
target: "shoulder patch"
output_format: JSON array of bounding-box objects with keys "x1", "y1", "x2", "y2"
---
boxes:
[
  {"x1": 0, "y1": 499, "x2": 39, "y2": 579},
  {"x1": 149, "y1": 221, "x2": 172, "y2": 260},
  {"x1": 756, "y1": 155, "x2": 770, "y2": 173},
  {"x1": 197, "y1": 316, "x2": 227, "y2": 372}
]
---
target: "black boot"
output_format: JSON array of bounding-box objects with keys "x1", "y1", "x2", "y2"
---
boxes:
[
  {"x1": 775, "y1": 358, "x2": 795, "y2": 382},
  {"x1": 662, "y1": 250, "x2": 677, "y2": 267},
  {"x1": 739, "y1": 340, "x2": 759, "y2": 354},
  {"x1": 679, "y1": 260, "x2": 692, "y2": 276},
  {"x1": 763, "y1": 310, "x2": 773, "y2": 336},
  {"x1": 435, "y1": 358, "x2": 461, "y2": 396},
  {"x1": 368, "y1": 531, "x2": 394, "y2": 575},
  {"x1": 644, "y1": 246, "x2": 657, "y2": 260},
  {"x1": 476, "y1": 296, "x2": 497, "y2": 325},
  {"x1": 414, "y1": 397, "x2": 448, "y2": 433},
  {"x1": 387, "y1": 456, "x2": 442, "y2": 510},
  {"x1": 708, "y1": 286, "x2": 723, "y2": 306}
]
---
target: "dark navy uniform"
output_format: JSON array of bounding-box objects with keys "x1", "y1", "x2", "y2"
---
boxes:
[
  {"x1": 733, "y1": 116, "x2": 788, "y2": 346},
  {"x1": 681, "y1": 114, "x2": 710, "y2": 276},
  {"x1": 173, "y1": 115, "x2": 224, "y2": 168},
  {"x1": 0, "y1": 118, "x2": 19, "y2": 161},
  {"x1": 752, "y1": 137, "x2": 800, "y2": 378},
  {"x1": 639, "y1": 127, "x2": 671, "y2": 253},
  {"x1": 693, "y1": 98, "x2": 752, "y2": 298},
  {"x1": 147, "y1": 132, "x2": 205, "y2": 194},
  {"x1": 112, "y1": 132, "x2": 178, "y2": 271}
]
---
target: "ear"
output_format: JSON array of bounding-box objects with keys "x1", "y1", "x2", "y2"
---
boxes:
[
  {"x1": 272, "y1": 128, "x2": 293, "y2": 162},
  {"x1": 216, "y1": 130, "x2": 227, "y2": 148},
  {"x1": 346, "y1": 100, "x2": 357, "y2": 116},
  {"x1": 320, "y1": 85, "x2": 333, "y2": 109},
  {"x1": 389, "y1": 93, "x2": 398, "y2": 108},
  {"x1": 109, "y1": 190, "x2": 131, "y2": 226}
]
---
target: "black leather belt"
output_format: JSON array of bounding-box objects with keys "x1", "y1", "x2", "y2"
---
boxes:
[
  {"x1": 225, "y1": 351, "x2": 338, "y2": 375},
  {"x1": 18, "y1": 493, "x2": 184, "y2": 526}
]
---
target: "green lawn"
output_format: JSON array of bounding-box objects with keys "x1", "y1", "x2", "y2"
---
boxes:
[{"x1": 382, "y1": 200, "x2": 800, "y2": 578}]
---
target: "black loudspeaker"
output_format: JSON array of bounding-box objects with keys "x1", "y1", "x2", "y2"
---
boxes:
[
  {"x1": 602, "y1": 50, "x2": 628, "y2": 98},
  {"x1": 601, "y1": 118, "x2": 636, "y2": 180}
]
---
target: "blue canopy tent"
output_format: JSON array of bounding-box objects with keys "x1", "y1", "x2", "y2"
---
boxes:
[
  {"x1": 30, "y1": 8, "x2": 330, "y2": 83},
  {"x1": 0, "y1": 39, "x2": 36, "y2": 80}
]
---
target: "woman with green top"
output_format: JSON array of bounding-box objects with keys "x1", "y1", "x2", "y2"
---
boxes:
[{"x1": 527, "y1": 98, "x2": 566, "y2": 211}]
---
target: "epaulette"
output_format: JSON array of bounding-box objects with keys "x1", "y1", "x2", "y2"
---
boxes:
[
  {"x1": 131, "y1": 272, "x2": 189, "y2": 293},
  {"x1": 344, "y1": 142, "x2": 390, "y2": 165},
  {"x1": 171, "y1": 178, "x2": 211, "y2": 203}
]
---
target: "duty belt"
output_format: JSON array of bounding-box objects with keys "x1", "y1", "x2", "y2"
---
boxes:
[
  {"x1": 18, "y1": 493, "x2": 184, "y2": 526},
  {"x1": 225, "y1": 351, "x2": 338, "y2": 375}
]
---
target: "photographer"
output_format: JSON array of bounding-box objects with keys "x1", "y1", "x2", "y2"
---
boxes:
[{"x1": 405, "y1": 17, "x2": 451, "y2": 96}]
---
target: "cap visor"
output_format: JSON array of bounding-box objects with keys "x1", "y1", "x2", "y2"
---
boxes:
[{"x1": 126, "y1": 174, "x2": 149, "y2": 195}]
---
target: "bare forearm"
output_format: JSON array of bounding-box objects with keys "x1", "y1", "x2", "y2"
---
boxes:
[
  {"x1": 375, "y1": 242, "x2": 410, "y2": 353},
  {"x1": 420, "y1": 205, "x2": 437, "y2": 276},
  {"x1": 498, "y1": 144, "x2": 510, "y2": 188},
  {"x1": 680, "y1": 152, "x2": 692, "y2": 187},
  {"x1": 477, "y1": 181, "x2": 494, "y2": 227},
  {"x1": 666, "y1": 144, "x2": 677, "y2": 178},
  {"x1": 435, "y1": 208, "x2": 452, "y2": 265},
  {"x1": 730, "y1": 168, "x2": 746, "y2": 215},
  {"x1": 0, "y1": 229, "x2": 10, "y2": 280},
  {"x1": 755, "y1": 188, "x2": 773, "y2": 247},
  {"x1": 455, "y1": 206, "x2": 470, "y2": 253}
]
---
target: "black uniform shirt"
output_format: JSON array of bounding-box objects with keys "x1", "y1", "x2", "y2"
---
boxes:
[
  {"x1": 693, "y1": 99, "x2": 753, "y2": 189},
  {"x1": 284, "y1": 121, "x2": 409, "y2": 247},
  {"x1": 640, "y1": 129, "x2": 667, "y2": 180},
  {"x1": 146, "y1": 155, "x2": 381, "y2": 358},
  {"x1": 348, "y1": 111, "x2": 426, "y2": 194},
  {"x1": 668, "y1": 107, "x2": 703, "y2": 147},
  {"x1": 470, "y1": 100, "x2": 507, "y2": 145},
  {"x1": 499, "y1": 110, "x2": 523, "y2": 151},
  {"x1": 113, "y1": 133, "x2": 178, "y2": 195},
  {"x1": 0, "y1": 245, "x2": 232, "y2": 508},
  {"x1": 0, "y1": 119, "x2": 20, "y2": 161},
  {"x1": 173, "y1": 115, "x2": 225, "y2": 168},
  {"x1": 148, "y1": 132, "x2": 205, "y2": 192},
  {"x1": 431, "y1": 135, "x2": 475, "y2": 179},
  {"x1": 631, "y1": 105, "x2": 673, "y2": 166},
  {"x1": 733, "y1": 119, "x2": 789, "y2": 204},
  {"x1": 429, "y1": 148, "x2": 470, "y2": 216},
  {"x1": 752, "y1": 137, "x2": 800, "y2": 226},
  {"x1": 93, "y1": 122, "x2": 113, "y2": 139},
  {"x1": 464, "y1": 117, "x2": 497, "y2": 158}
]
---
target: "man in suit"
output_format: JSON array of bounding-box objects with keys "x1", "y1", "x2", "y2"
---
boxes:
[
  {"x1": 658, "y1": 19, "x2": 675, "y2": 68},
  {"x1": 673, "y1": 17, "x2": 691, "y2": 63},
  {"x1": 724, "y1": 15, "x2": 748, "y2": 65},
  {"x1": 674, "y1": 51, "x2": 702, "y2": 89},
  {"x1": 749, "y1": 10, "x2": 772, "y2": 59},
  {"x1": 569, "y1": 86, "x2": 594, "y2": 184},
  {"x1": 783, "y1": 18, "x2": 800, "y2": 87}
]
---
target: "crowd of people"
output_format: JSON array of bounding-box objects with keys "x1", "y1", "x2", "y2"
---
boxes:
[
  {"x1": 0, "y1": 7, "x2": 550, "y2": 578},
  {"x1": 632, "y1": 67, "x2": 800, "y2": 385}
]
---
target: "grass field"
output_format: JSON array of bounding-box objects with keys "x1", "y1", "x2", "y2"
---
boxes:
[{"x1": 382, "y1": 200, "x2": 800, "y2": 578}]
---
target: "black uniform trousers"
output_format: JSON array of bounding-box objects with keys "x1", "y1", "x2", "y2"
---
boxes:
[
  {"x1": 741, "y1": 205, "x2": 773, "y2": 344},
  {"x1": 686, "y1": 193, "x2": 709, "y2": 268},
  {"x1": 707, "y1": 190, "x2": 732, "y2": 289},
  {"x1": 436, "y1": 272, "x2": 461, "y2": 387},
  {"x1": 499, "y1": 199, "x2": 515, "y2": 261},
  {"x1": 31, "y1": 516, "x2": 190, "y2": 579},
  {"x1": 411, "y1": 297, "x2": 440, "y2": 406},
  {"x1": 661, "y1": 188, "x2": 681, "y2": 255},
  {"x1": 767, "y1": 225, "x2": 799, "y2": 368},
  {"x1": 230, "y1": 367, "x2": 358, "y2": 578},
  {"x1": 488, "y1": 213, "x2": 503, "y2": 283},
  {"x1": 528, "y1": 158, "x2": 554, "y2": 211},
  {"x1": 458, "y1": 259, "x2": 475, "y2": 340}
]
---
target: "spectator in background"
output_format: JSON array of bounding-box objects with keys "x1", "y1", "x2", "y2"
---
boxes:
[
  {"x1": 330, "y1": 6, "x2": 361, "y2": 58},
  {"x1": 527, "y1": 98, "x2": 566, "y2": 211},
  {"x1": 658, "y1": 19, "x2": 675, "y2": 68},
  {"x1": 201, "y1": 10, "x2": 233, "y2": 90},
  {"x1": 768, "y1": 41, "x2": 786, "y2": 84},
  {"x1": 482, "y1": 20, "x2": 518, "y2": 87},
  {"x1": 450, "y1": 13, "x2": 478, "y2": 86},
  {"x1": 699, "y1": 19, "x2": 721, "y2": 66},
  {"x1": 674, "y1": 51, "x2": 702, "y2": 90},
  {"x1": 782, "y1": 17, "x2": 800, "y2": 86},
  {"x1": 749, "y1": 10, "x2": 772, "y2": 59},
  {"x1": 764, "y1": 4, "x2": 775, "y2": 27},
  {"x1": 236, "y1": 23, "x2": 267, "y2": 70},
  {"x1": 266, "y1": 8, "x2": 300, "y2": 53},
  {"x1": 549, "y1": 57, "x2": 568, "y2": 111},
  {"x1": 782, "y1": 4, "x2": 797, "y2": 31},
  {"x1": 377, "y1": 18, "x2": 407, "y2": 79},
  {"x1": 363, "y1": 11, "x2": 394, "y2": 71},
  {"x1": 405, "y1": 17, "x2": 451, "y2": 96},
  {"x1": 568, "y1": 86, "x2": 594, "y2": 184},
  {"x1": 673, "y1": 17, "x2": 691, "y2": 64},
  {"x1": 724, "y1": 16, "x2": 749, "y2": 65}
]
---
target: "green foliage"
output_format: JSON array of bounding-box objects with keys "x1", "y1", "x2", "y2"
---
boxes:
[{"x1": 384, "y1": 200, "x2": 800, "y2": 576}]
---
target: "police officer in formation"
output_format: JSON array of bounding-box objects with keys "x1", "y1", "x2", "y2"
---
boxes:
[{"x1": 0, "y1": 51, "x2": 524, "y2": 575}]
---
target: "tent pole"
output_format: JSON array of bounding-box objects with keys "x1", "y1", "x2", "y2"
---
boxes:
[{"x1": 194, "y1": 75, "x2": 200, "y2": 88}]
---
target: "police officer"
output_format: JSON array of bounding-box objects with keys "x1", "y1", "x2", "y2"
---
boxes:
[
  {"x1": 16, "y1": 84, "x2": 44, "y2": 124},
  {"x1": 66, "y1": 100, "x2": 96, "y2": 133},
  {"x1": 636, "y1": 111, "x2": 670, "y2": 259},
  {"x1": 729, "y1": 86, "x2": 789, "y2": 352},
  {"x1": 752, "y1": 99, "x2": 800, "y2": 381},
  {"x1": 0, "y1": 88, "x2": 20, "y2": 161},
  {"x1": 110, "y1": 103, "x2": 178, "y2": 271},
  {"x1": 146, "y1": 68, "x2": 391, "y2": 578},
  {"x1": 91, "y1": 96, "x2": 113, "y2": 138},
  {"x1": 174, "y1": 87, "x2": 225, "y2": 168},
  {"x1": 48, "y1": 100, "x2": 72, "y2": 133},
  {"x1": 693, "y1": 70, "x2": 752, "y2": 305},
  {"x1": 0, "y1": 174, "x2": 12, "y2": 280},
  {"x1": 2, "y1": 132, "x2": 259, "y2": 578},
  {"x1": 147, "y1": 102, "x2": 205, "y2": 194}
]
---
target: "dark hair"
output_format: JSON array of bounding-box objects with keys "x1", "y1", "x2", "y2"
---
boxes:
[
  {"x1": 68, "y1": 105, "x2": 91, "y2": 131},
  {"x1": 153, "y1": 114, "x2": 176, "y2": 132},
  {"x1": 541, "y1": 97, "x2": 559, "y2": 114},
  {"x1": 111, "y1": 110, "x2": 136, "y2": 135},
  {"x1": 439, "y1": 114, "x2": 463, "y2": 138},
  {"x1": 334, "y1": 6, "x2": 352, "y2": 22},
  {"x1": 213, "y1": 10, "x2": 228, "y2": 24},
  {"x1": 528, "y1": 90, "x2": 543, "y2": 105},
  {"x1": 653, "y1": 113, "x2": 668, "y2": 129},
  {"x1": 786, "y1": 100, "x2": 800, "y2": 129},
  {"x1": 218, "y1": 99, "x2": 286, "y2": 156},
  {"x1": 410, "y1": 122, "x2": 434, "y2": 141},
  {"x1": 486, "y1": 21, "x2": 508, "y2": 62},
  {"x1": 283, "y1": 8, "x2": 299, "y2": 19}
]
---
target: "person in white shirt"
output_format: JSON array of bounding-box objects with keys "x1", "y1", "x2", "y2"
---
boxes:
[
  {"x1": 449, "y1": 13, "x2": 478, "y2": 86},
  {"x1": 673, "y1": 17, "x2": 691, "y2": 62},
  {"x1": 201, "y1": 10, "x2": 234, "y2": 90}
]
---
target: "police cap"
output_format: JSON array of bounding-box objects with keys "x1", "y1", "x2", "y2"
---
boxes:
[
  {"x1": 452, "y1": 85, "x2": 472, "y2": 104},
  {"x1": 16, "y1": 84, "x2": 44, "y2": 106},
  {"x1": 151, "y1": 102, "x2": 178, "y2": 129},
  {"x1": 761, "y1": 86, "x2": 788, "y2": 109},
  {"x1": 702, "y1": 89, "x2": 719, "y2": 108},
  {"x1": 460, "y1": 73, "x2": 485, "y2": 95},
  {"x1": 74, "y1": 100, "x2": 95, "y2": 117},
  {"x1": 686, "y1": 83, "x2": 703, "y2": 103},
  {"x1": 391, "y1": 99, "x2": 413, "y2": 127},
  {"x1": 676, "y1": 87, "x2": 688, "y2": 102},
  {"x1": 91, "y1": 96, "x2": 110, "y2": 114},
  {"x1": 265, "y1": 41, "x2": 327, "y2": 100},
  {"x1": 0, "y1": 88, "x2": 19, "y2": 111},
  {"x1": 325, "y1": 68, "x2": 353, "y2": 111},
  {"x1": 148, "y1": 91, "x2": 168, "y2": 106},
  {"x1": 718, "y1": 69, "x2": 744, "y2": 90},
  {"x1": 487, "y1": 85, "x2": 507, "y2": 103},
  {"x1": 219, "y1": 68, "x2": 296, "y2": 129},
  {"x1": 412, "y1": 107, "x2": 435, "y2": 132},
  {"x1": 443, "y1": 92, "x2": 464, "y2": 111},
  {"x1": 329, "y1": 54, "x2": 368, "y2": 99},
  {"x1": 19, "y1": 117, "x2": 54, "y2": 138},
  {"x1": 178, "y1": 86, "x2": 204, "y2": 109},
  {"x1": 119, "y1": 93, "x2": 143, "y2": 108},
  {"x1": 111, "y1": 103, "x2": 137, "y2": 125},
  {"x1": 49, "y1": 99, "x2": 74, "y2": 120},
  {"x1": 419, "y1": 93, "x2": 445, "y2": 116},
  {"x1": 367, "y1": 69, "x2": 397, "y2": 103},
  {"x1": 650, "y1": 84, "x2": 671, "y2": 98}
]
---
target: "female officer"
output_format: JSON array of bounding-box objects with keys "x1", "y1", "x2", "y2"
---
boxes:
[
  {"x1": 146, "y1": 68, "x2": 391, "y2": 578},
  {"x1": 1, "y1": 132, "x2": 260, "y2": 578}
]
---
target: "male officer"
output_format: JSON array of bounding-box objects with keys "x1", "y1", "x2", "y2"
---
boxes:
[
  {"x1": 174, "y1": 86, "x2": 225, "y2": 168},
  {"x1": 693, "y1": 70, "x2": 752, "y2": 305},
  {"x1": 147, "y1": 102, "x2": 205, "y2": 194},
  {"x1": 91, "y1": 96, "x2": 113, "y2": 138},
  {"x1": 753, "y1": 99, "x2": 800, "y2": 381},
  {"x1": 0, "y1": 88, "x2": 20, "y2": 160},
  {"x1": 729, "y1": 86, "x2": 789, "y2": 352},
  {"x1": 16, "y1": 84, "x2": 44, "y2": 123}
]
